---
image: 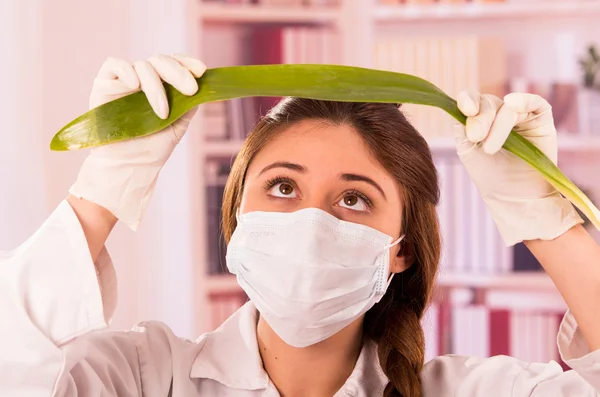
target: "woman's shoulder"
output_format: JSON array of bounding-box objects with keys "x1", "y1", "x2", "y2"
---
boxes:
[
  {"x1": 420, "y1": 354, "x2": 529, "y2": 396},
  {"x1": 420, "y1": 352, "x2": 593, "y2": 397}
]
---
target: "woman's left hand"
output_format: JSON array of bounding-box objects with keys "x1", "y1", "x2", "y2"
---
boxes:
[{"x1": 454, "y1": 90, "x2": 583, "y2": 246}]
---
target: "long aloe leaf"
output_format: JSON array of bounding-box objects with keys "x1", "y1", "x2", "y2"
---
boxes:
[{"x1": 50, "y1": 64, "x2": 600, "y2": 229}]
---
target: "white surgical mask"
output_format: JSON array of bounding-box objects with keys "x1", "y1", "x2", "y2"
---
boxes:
[{"x1": 226, "y1": 208, "x2": 404, "y2": 348}]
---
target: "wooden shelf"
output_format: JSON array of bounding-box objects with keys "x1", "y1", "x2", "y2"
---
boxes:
[
  {"x1": 206, "y1": 274, "x2": 241, "y2": 294},
  {"x1": 203, "y1": 136, "x2": 600, "y2": 157},
  {"x1": 203, "y1": 140, "x2": 244, "y2": 157},
  {"x1": 375, "y1": 1, "x2": 600, "y2": 22},
  {"x1": 557, "y1": 135, "x2": 600, "y2": 152},
  {"x1": 199, "y1": 3, "x2": 340, "y2": 24},
  {"x1": 437, "y1": 271, "x2": 555, "y2": 291},
  {"x1": 427, "y1": 135, "x2": 600, "y2": 152}
]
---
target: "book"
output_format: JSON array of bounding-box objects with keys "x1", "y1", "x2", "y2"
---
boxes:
[
  {"x1": 205, "y1": 159, "x2": 233, "y2": 275},
  {"x1": 374, "y1": 35, "x2": 507, "y2": 139}
]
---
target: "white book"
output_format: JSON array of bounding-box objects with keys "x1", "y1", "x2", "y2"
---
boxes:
[
  {"x1": 452, "y1": 37, "x2": 469, "y2": 98},
  {"x1": 524, "y1": 313, "x2": 536, "y2": 363},
  {"x1": 469, "y1": 179, "x2": 481, "y2": 273},
  {"x1": 452, "y1": 161, "x2": 469, "y2": 274},
  {"x1": 319, "y1": 29, "x2": 329, "y2": 64},
  {"x1": 451, "y1": 306, "x2": 468, "y2": 355},
  {"x1": 414, "y1": 38, "x2": 429, "y2": 136},
  {"x1": 427, "y1": 38, "x2": 442, "y2": 138},
  {"x1": 305, "y1": 29, "x2": 316, "y2": 64},
  {"x1": 481, "y1": 306, "x2": 491, "y2": 358},
  {"x1": 547, "y1": 314, "x2": 560, "y2": 362},
  {"x1": 531, "y1": 313, "x2": 543, "y2": 363},
  {"x1": 330, "y1": 30, "x2": 342, "y2": 65},
  {"x1": 543, "y1": 313, "x2": 555, "y2": 363},
  {"x1": 422, "y1": 303, "x2": 439, "y2": 362},
  {"x1": 226, "y1": 99, "x2": 245, "y2": 141},
  {"x1": 381, "y1": 41, "x2": 393, "y2": 70},
  {"x1": 283, "y1": 28, "x2": 295, "y2": 64},
  {"x1": 439, "y1": 37, "x2": 456, "y2": 139},
  {"x1": 454, "y1": 305, "x2": 489, "y2": 358},
  {"x1": 474, "y1": 306, "x2": 490, "y2": 358},
  {"x1": 435, "y1": 157, "x2": 453, "y2": 272},
  {"x1": 298, "y1": 28, "x2": 309, "y2": 63},
  {"x1": 398, "y1": 39, "x2": 421, "y2": 136},
  {"x1": 467, "y1": 36, "x2": 480, "y2": 92},
  {"x1": 482, "y1": 205, "x2": 498, "y2": 274},
  {"x1": 291, "y1": 28, "x2": 302, "y2": 65},
  {"x1": 439, "y1": 38, "x2": 454, "y2": 101},
  {"x1": 510, "y1": 311, "x2": 524, "y2": 360},
  {"x1": 498, "y1": 231, "x2": 513, "y2": 273}
]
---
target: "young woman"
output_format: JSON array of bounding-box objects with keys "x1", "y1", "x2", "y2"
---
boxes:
[{"x1": 1, "y1": 54, "x2": 599, "y2": 397}]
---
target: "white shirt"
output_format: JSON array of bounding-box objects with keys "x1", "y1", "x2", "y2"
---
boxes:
[{"x1": 1, "y1": 200, "x2": 599, "y2": 397}]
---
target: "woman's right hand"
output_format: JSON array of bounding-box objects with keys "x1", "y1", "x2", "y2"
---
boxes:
[
  {"x1": 69, "y1": 55, "x2": 206, "y2": 228},
  {"x1": 68, "y1": 55, "x2": 206, "y2": 260}
]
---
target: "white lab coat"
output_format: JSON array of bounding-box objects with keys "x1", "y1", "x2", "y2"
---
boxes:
[{"x1": 1, "y1": 200, "x2": 599, "y2": 397}]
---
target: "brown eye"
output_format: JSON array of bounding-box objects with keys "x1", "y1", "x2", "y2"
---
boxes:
[
  {"x1": 338, "y1": 192, "x2": 370, "y2": 212},
  {"x1": 344, "y1": 195, "x2": 358, "y2": 206},
  {"x1": 269, "y1": 182, "x2": 297, "y2": 198},
  {"x1": 279, "y1": 183, "x2": 294, "y2": 195}
]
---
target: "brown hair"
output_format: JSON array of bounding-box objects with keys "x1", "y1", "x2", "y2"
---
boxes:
[{"x1": 221, "y1": 98, "x2": 441, "y2": 397}]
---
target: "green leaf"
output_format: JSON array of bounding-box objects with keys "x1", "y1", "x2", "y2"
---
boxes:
[{"x1": 50, "y1": 64, "x2": 600, "y2": 230}]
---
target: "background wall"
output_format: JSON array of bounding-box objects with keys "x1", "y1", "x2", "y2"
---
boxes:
[
  {"x1": 0, "y1": 0, "x2": 197, "y2": 338},
  {"x1": 2, "y1": 0, "x2": 600, "y2": 364}
]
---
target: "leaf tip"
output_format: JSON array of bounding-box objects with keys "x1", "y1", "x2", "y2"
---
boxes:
[{"x1": 50, "y1": 133, "x2": 69, "y2": 151}]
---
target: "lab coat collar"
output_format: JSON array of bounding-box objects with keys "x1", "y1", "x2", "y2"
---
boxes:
[
  {"x1": 190, "y1": 301, "x2": 269, "y2": 390},
  {"x1": 189, "y1": 301, "x2": 388, "y2": 394}
]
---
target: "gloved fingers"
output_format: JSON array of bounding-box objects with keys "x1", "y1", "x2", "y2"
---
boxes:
[
  {"x1": 464, "y1": 93, "x2": 503, "y2": 144},
  {"x1": 171, "y1": 54, "x2": 207, "y2": 78},
  {"x1": 503, "y1": 92, "x2": 552, "y2": 116},
  {"x1": 96, "y1": 57, "x2": 140, "y2": 90},
  {"x1": 148, "y1": 54, "x2": 199, "y2": 96},
  {"x1": 482, "y1": 102, "x2": 518, "y2": 155},
  {"x1": 134, "y1": 60, "x2": 169, "y2": 120},
  {"x1": 503, "y1": 92, "x2": 555, "y2": 137},
  {"x1": 456, "y1": 89, "x2": 481, "y2": 116}
]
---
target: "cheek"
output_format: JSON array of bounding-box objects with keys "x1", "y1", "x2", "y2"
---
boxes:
[
  {"x1": 375, "y1": 205, "x2": 403, "y2": 239},
  {"x1": 239, "y1": 180, "x2": 268, "y2": 214}
]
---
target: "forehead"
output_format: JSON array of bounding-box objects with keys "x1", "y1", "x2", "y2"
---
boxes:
[{"x1": 247, "y1": 119, "x2": 390, "y2": 178}]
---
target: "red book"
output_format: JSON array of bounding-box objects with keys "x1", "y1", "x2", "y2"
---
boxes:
[
  {"x1": 250, "y1": 26, "x2": 284, "y2": 116},
  {"x1": 489, "y1": 309, "x2": 510, "y2": 356}
]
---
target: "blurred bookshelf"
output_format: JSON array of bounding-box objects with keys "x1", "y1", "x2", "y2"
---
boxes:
[
  {"x1": 199, "y1": 2, "x2": 340, "y2": 24},
  {"x1": 206, "y1": 270, "x2": 557, "y2": 295},
  {"x1": 203, "y1": 135, "x2": 600, "y2": 158},
  {"x1": 188, "y1": 0, "x2": 600, "y2": 364},
  {"x1": 375, "y1": 1, "x2": 600, "y2": 22}
]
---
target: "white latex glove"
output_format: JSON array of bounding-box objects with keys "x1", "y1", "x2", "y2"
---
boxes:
[
  {"x1": 69, "y1": 54, "x2": 206, "y2": 230},
  {"x1": 455, "y1": 90, "x2": 583, "y2": 246}
]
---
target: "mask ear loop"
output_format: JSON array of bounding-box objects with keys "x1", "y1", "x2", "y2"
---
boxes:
[
  {"x1": 384, "y1": 235, "x2": 405, "y2": 250},
  {"x1": 384, "y1": 235, "x2": 405, "y2": 288}
]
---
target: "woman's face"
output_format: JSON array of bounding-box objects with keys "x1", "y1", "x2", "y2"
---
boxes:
[{"x1": 240, "y1": 119, "x2": 410, "y2": 274}]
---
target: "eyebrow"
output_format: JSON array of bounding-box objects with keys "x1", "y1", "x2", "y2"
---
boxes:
[
  {"x1": 258, "y1": 161, "x2": 307, "y2": 176},
  {"x1": 340, "y1": 173, "x2": 387, "y2": 200},
  {"x1": 258, "y1": 161, "x2": 387, "y2": 200}
]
